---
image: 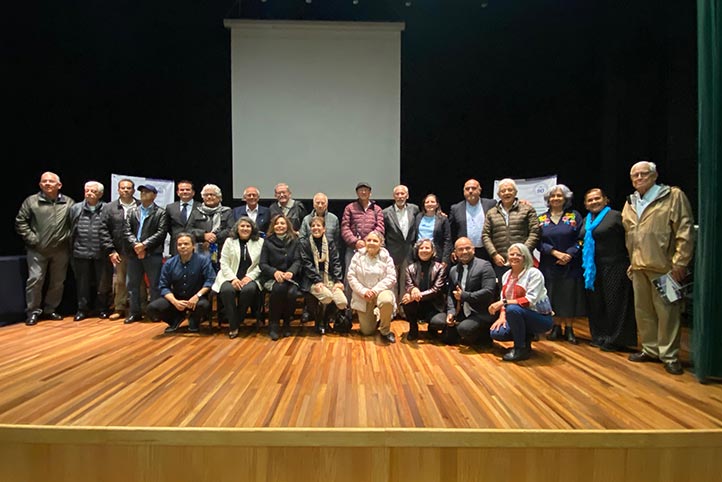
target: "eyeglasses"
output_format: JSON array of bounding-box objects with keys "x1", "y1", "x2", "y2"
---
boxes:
[{"x1": 631, "y1": 171, "x2": 652, "y2": 179}]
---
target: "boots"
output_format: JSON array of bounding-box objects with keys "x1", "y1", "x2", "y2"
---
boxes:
[
  {"x1": 547, "y1": 324, "x2": 563, "y2": 341},
  {"x1": 407, "y1": 320, "x2": 419, "y2": 341},
  {"x1": 564, "y1": 325, "x2": 578, "y2": 344},
  {"x1": 314, "y1": 304, "x2": 327, "y2": 335}
]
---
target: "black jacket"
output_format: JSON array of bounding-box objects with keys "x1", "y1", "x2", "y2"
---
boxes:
[
  {"x1": 299, "y1": 236, "x2": 343, "y2": 292},
  {"x1": 124, "y1": 203, "x2": 169, "y2": 256}
]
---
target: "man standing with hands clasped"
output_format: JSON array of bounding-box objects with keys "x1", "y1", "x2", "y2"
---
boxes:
[{"x1": 622, "y1": 159, "x2": 694, "y2": 376}]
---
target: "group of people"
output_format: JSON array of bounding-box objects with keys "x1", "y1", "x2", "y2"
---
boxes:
[{"x1": 14, "y1": 160, "x2": 695, "y2": 372}]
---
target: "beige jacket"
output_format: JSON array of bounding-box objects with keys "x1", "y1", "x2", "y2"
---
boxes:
[{"x1": 621, "y1": 185, "x2": 694, "y2": 273}]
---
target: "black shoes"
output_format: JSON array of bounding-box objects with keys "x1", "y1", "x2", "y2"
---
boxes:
[
  {"x1": 406, "y1": 330, "x2": 418, "y2": 342},
  {"x1": 502, "y1": 346, "x2": 531, "y2": 362},
  {"x1": 384, "y1": 332, "x2": 396, "y2": 343},
  {"x1": 547, "y1": 324, "x2": 562, "y2": 341},
  {"x1": 74, "y1": 312, "x2": 87, "y2": 322},
  {"x1": 563, "y1": 325, "x2": 578, "y2": 345},
  {"x1": 664, "y1": 360, "x2": 684, "y2": 375},
  {"x1": 25, "y1": 313, "x2": 39, "y2": 326},
  {"x1": 47, "y1": 312, "x2": 63, "y2": 321},
  {"x1": 124, "y1": 314, "x2": 143, "y2": 324},
  {"x1": 164, "y1": 318, "x2": 183, "y2": 333},
  {"x1": 228, "y1": 329, "x2": 239, "y2": 339},
  {"x1": 98, "y1": 311, "x2": 110, "y2": 319},
  {"x1": 628, "y1": 351, "x2": 659, "y2": 363},
  {"x1": 269, "y1": 331, "x2": 280, "y2": 341}
]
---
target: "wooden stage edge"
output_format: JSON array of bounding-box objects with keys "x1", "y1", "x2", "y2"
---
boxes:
[
  {"x1": 2, "y1": 424, "x2": 722, "y2": 482},
  {"x1": 2, "y1": 423, "x2": 722, "y2": 448}
]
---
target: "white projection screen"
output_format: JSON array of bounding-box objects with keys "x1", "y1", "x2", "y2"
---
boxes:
[{"x1": 224, "y1": 20, "x2": 404, "y2": 200}]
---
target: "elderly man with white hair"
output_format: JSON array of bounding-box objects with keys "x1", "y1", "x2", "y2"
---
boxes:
[
  {"x1": 622, "y1": 159, "x2": 694, "y2": 375},
  {"x1": 482, "y1": 178, "x2": 541, "y2": 280}
]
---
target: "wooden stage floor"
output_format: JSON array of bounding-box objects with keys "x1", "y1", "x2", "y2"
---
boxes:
[{"x1": 0, "y1": 315, "x2": 720, "y2": 430}]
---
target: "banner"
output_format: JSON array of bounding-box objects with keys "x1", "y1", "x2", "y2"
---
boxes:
[
  {"x1": 492, "y1": 174, "x2": 557, "y2": 215},
  {"x1": 109, "y1": 174, "x2": 175, "y2": 256}
]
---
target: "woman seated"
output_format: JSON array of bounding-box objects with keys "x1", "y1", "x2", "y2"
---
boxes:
[
  {"x1": 401, "y1": 238, "x2": 447, "y2": 341},
  {"x1": 414, "y1": 194, "x2": 452, "y2": 269},
  {"x1": 488, "y1": 243, "x2": 554, "y2": 362},
  {"x1": 347, "y1": 231, "x2": 397, "y2": 343},
  {"x1": 260, "y1": 214, "x2": 301, "y2": 341},
  {"x1": 299, "y1": 216, "x2": 348, "y2": 335},
  {"x1": 211, "y1": 217, "x2": 264, "y2": 339}
]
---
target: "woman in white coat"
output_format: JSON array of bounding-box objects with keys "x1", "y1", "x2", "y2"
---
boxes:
[
  {"x1": 347, "y1": 231, "x2": 397, "y2": 343},
  {"x1": 212, "y1": 217, "x2": 264, "y2": 339}
]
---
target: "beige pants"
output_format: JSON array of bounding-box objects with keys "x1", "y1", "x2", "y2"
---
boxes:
[
  {"x1": 357, "y1": 289, "x2": 394, "y2": 336},
  {"x1": 631, "y1": 269, "x2": 681, "y2": 362},
  {"x1": 310, "y1": 283, "x2": 348, "y2": 309}
]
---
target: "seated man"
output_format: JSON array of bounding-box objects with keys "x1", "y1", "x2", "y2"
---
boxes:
[
  {"x1": 146, "y1": 233, "x2": 216, "y2": 333},
  {"x1": 430, "y1": 237, "x2": 498, "y2": 346}
]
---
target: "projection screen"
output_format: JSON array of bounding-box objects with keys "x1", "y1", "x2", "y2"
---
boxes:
[{"x1": 224, "y1": 20, "x2": 404, "y2": 200}]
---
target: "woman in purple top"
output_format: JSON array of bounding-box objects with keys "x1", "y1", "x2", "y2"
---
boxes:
[{"x1": 537, "y1": 184, "x2": 587, "y2": 343}]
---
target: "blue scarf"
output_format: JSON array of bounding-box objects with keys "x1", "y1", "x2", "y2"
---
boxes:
[{"x1": 582, "y1": 206, "x2": 611, "y2": 290}]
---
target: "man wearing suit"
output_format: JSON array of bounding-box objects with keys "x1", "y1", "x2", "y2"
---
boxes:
[
  {"x1": 429, "y1": 237, "x2": 498, "y2": 346},
  {"x1": 449, "y1": 179, "x2": 496, "y2": 261},
  {"x1": 233, "y1": 186, "x2": 270, "y2": 234},
  {"x1": 165, "y1": 180, "x2": 203, "y2": 256},
  {"x1": 382, "y1": 185, "x2": 420, "y2": 317}
]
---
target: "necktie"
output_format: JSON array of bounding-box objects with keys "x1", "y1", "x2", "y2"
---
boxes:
[
  {"x1": 181, "y1": 203, "x2": 188, "y2": 224},
  {"x1": 461, "y1": 265, "x2": 471, "y2": 317}
]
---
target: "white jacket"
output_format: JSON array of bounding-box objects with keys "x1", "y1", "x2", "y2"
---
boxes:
[
  {"x1": 347, "y1": 247, "x2": 396, "y2": 312},
  {"x1": 211, "y1": 237, "x2": 264, "y2": 292}
]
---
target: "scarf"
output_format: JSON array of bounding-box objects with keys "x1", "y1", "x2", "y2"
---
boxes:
[
  {"x1": 198, "y1": 203, "x2": 229, "y2": 233},
  {"x1": 310, "y1": 234, "x2": 331, "y2": 286},
  {"x1": 581, "y1": 206, "x2": 611, "y2": 290}
]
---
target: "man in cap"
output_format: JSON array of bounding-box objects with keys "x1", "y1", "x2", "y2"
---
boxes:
[
  {"x1": 123, "y1": 184, "x2": 169, "y2": 324},
  {"x1": 340, "y1": 182, "x2": 385, "y2": 303}
]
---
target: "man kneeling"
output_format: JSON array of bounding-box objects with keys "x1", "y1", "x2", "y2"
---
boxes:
[{"x1": 147, "y1": 233, "x2": 216, "y2": 333}]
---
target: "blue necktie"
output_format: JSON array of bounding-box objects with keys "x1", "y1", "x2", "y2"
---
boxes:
[{"x1": 181, "y1": 203, "x2": 188, "y2": 224}]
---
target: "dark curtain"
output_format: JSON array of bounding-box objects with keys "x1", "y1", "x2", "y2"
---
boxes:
[{"x1": 693, "y1": 0, "x2": 722, "y2": 381}]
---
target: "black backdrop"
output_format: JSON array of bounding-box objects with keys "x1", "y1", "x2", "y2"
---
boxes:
[{"x1": 4, "y1": 0, "x2": 697, "y2": 256}]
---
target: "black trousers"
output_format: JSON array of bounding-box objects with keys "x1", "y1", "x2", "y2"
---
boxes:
[
  {"x1": 267, "y1": 281, "x2": 300, "y2": 331},
  {"x1": 218, "y1": 281, "x2": 260, "y2": 331},
  {"x1": 146, "y1": 296, "x2": 211, "y2": 329}
]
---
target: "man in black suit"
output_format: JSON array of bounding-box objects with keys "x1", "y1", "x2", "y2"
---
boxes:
[
  {"x1": 448, "y1": 178, "x2": 496, "y2": 261},
  {"x1": 429, "y1": 237, "x2": 498, "y2": 346},
  {"x1": 232, "y1": 185, "x2": 270, "y2": 234},
  {"x1": 165, "y1": 180, "x2": 203, "y2": 256},
  {"x1": 382, "y1": 184, "x2": 420, "y2": 317}
]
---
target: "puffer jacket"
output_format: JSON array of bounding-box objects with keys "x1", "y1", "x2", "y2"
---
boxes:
[
  {"x1": 15, "y1": 192, "x2": 75, "y2": 252},
  {"x1": 341, "y1": 200, "x2": 385, "y2": 248},
  {"x1": 482, "y1": 199, "x2": 541, "y2": 258},
  {"x1": 621, "y1": 185, "x2": 694, "y2": 273},
  {"x1": 70, "y1": 200, "x2": 111, "y2": 259}
]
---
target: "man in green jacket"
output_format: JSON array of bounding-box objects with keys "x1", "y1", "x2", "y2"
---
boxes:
[{"x1": 15, "y1": 171, "x2": 76, "y2": 326}]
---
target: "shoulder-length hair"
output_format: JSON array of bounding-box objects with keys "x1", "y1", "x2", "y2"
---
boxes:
[
  {"x1": 267, "y1": 213, "x2": 298, "y2": 241},
  {"x1": 543, "y1": 184, "x2": 574, "y2": 210},
  {"x1": 230, "y1": 216, "x2": 260, "y2": 241}
]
